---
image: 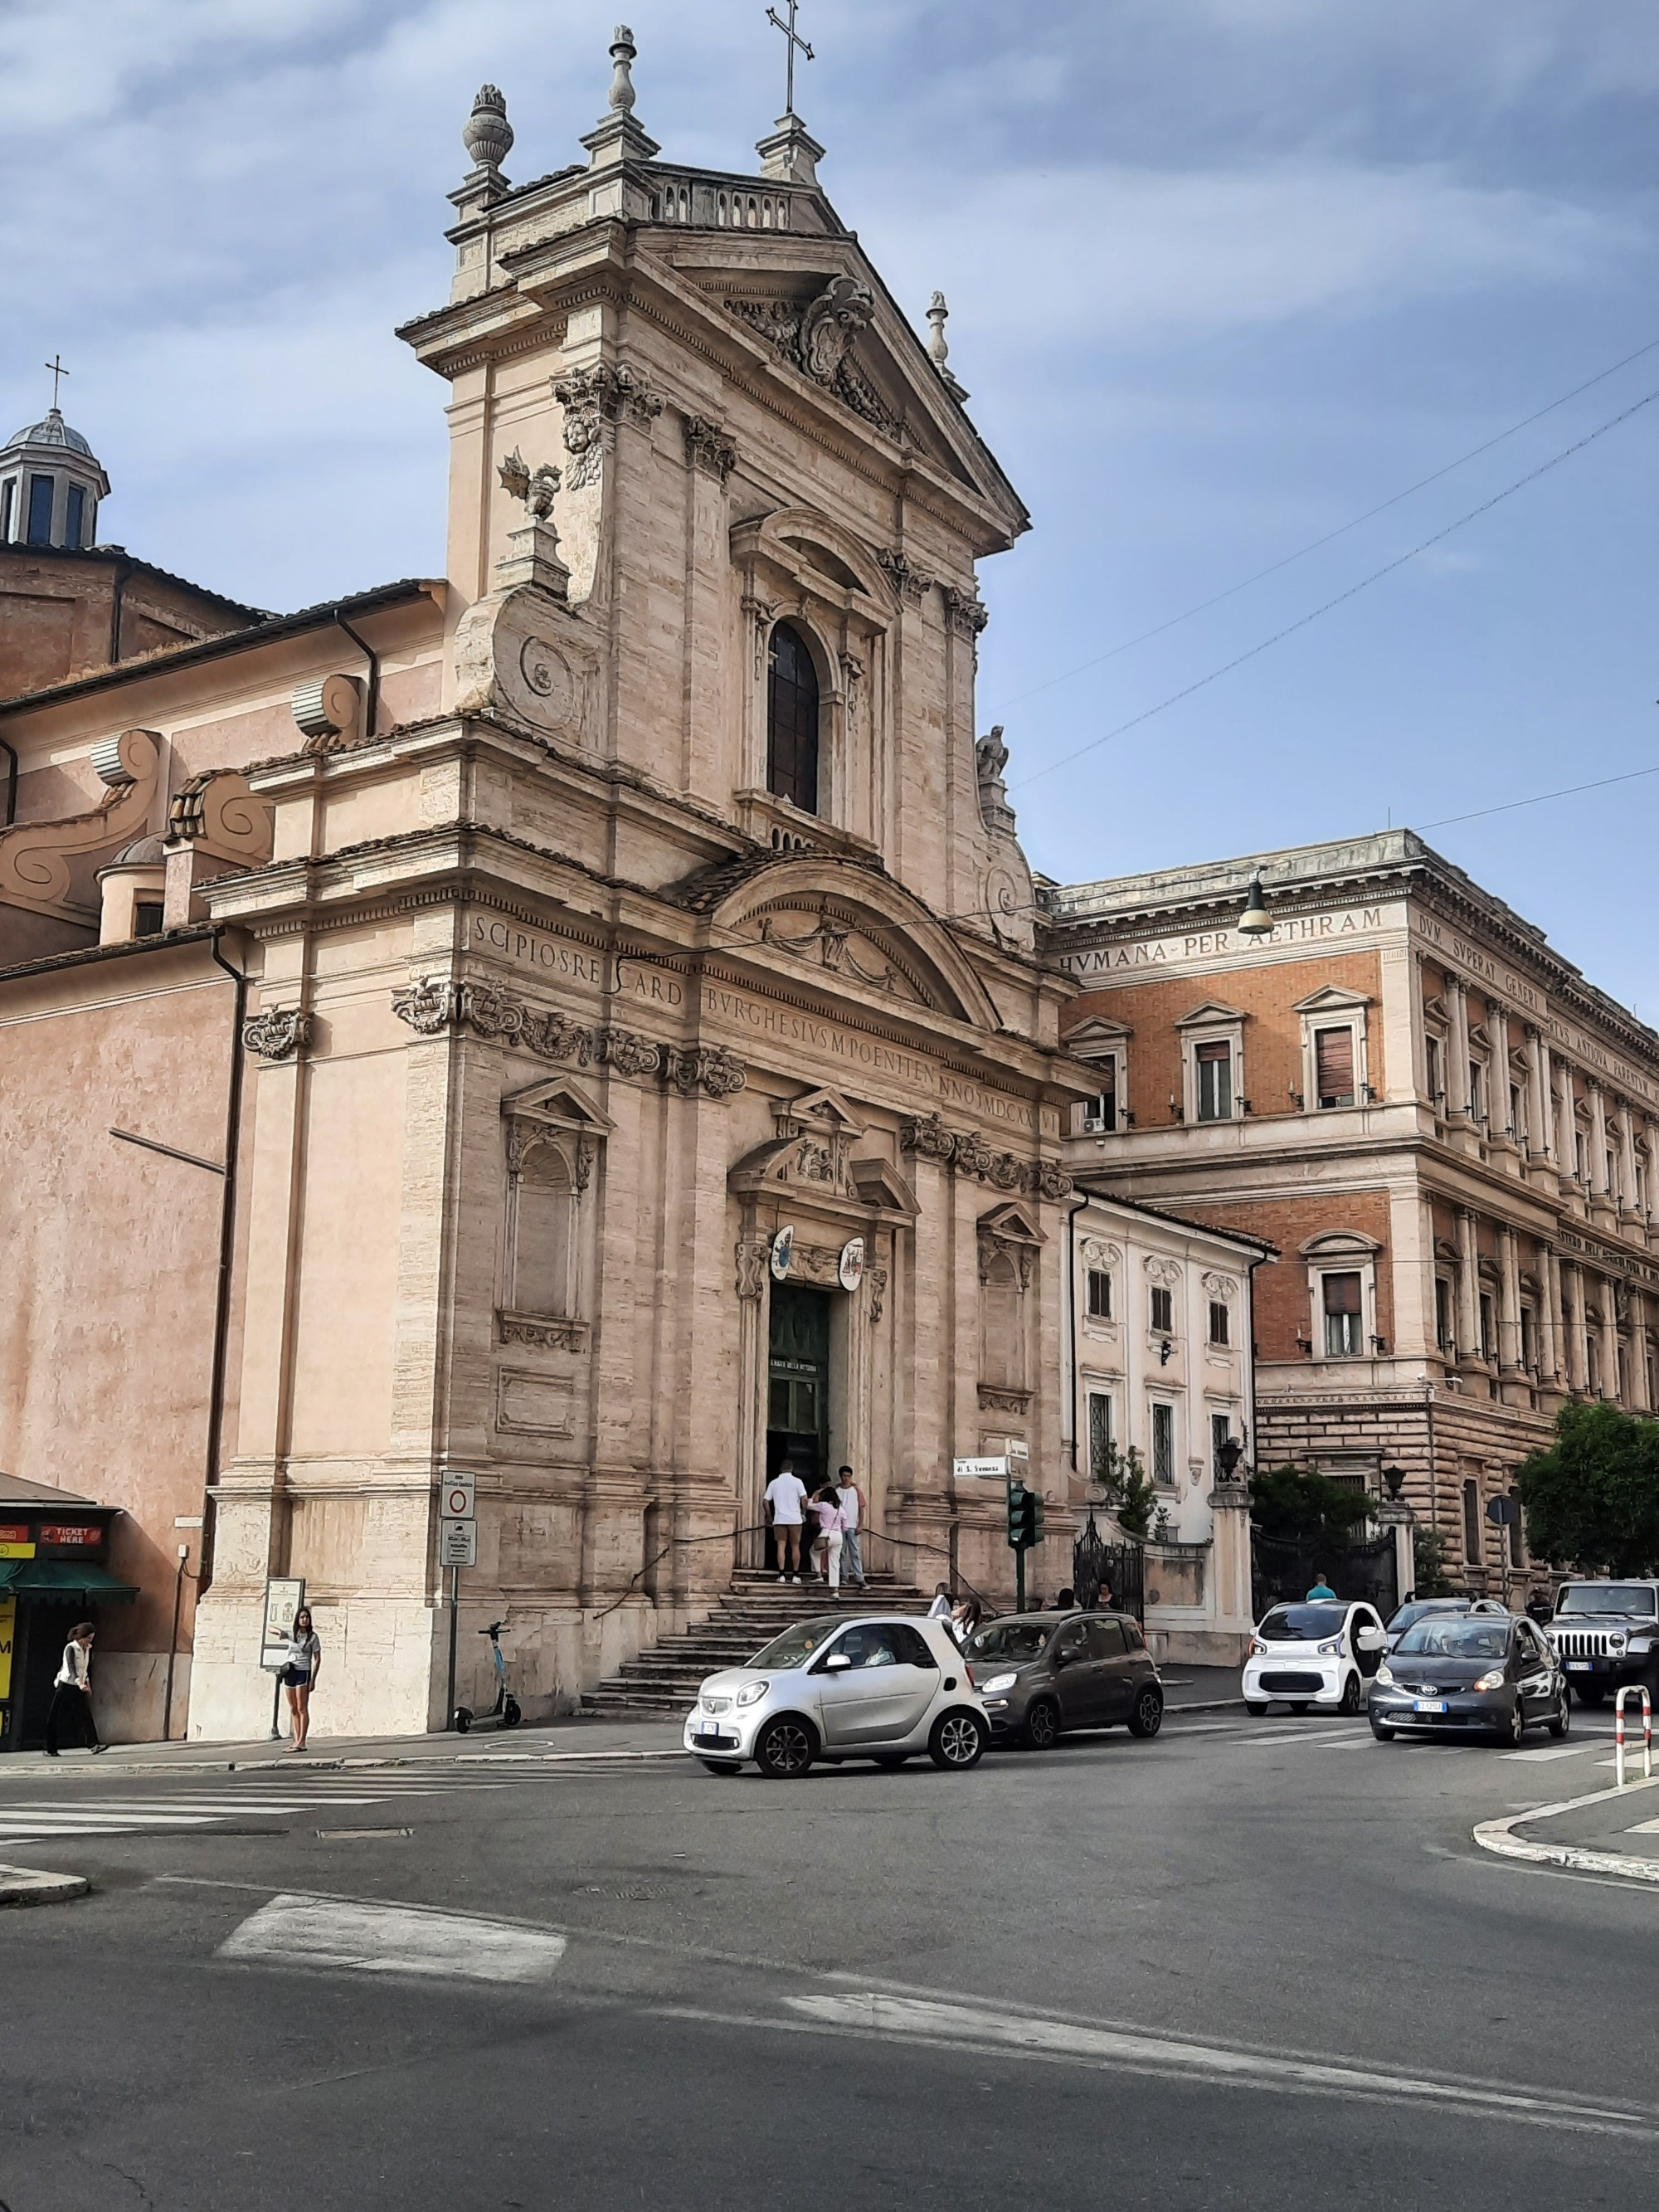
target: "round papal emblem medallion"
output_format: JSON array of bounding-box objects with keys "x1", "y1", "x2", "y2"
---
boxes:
[
  {"x1": 838, "y1": 1237, "x2": 865, "y2": 1293},
  {"x1": 770, "y1": 1225, "x2": 795, "y2": 1281},
  {"x1": 518, "y1": 636, "x2": 574, "y2": 723}
]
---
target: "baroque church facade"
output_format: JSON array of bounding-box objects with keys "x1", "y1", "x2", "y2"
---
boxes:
[{"x1": 0, "y1": 37, "x2": 1097, "y2": 1739}]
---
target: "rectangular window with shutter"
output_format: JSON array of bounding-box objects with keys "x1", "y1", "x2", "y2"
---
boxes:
[
  {"x1": 1208, "y1": 1300, "x2": 1229, "y2": 1347},
  {"x1": 1322, "y1": 1271, "x2": 1363, "y2": 1357},
  {"x1": 1314, "y1": 1026, "x2": 1355, "y2": 1108},
  {"x1": 1462, "y1": 1478, "x2": 1482, "y2": 1566},
  {"x1": 1086, "y1": 1269, "x2": 1112, "y2": 1321},
  {"x1": 1150, "y1": 1285, "x2": 1174, "y2": 1334},
  {"x1": 1195, "y1": 1040, "x2": 1233, "y2": 1122},
  {"x1": 1084, "y1": 1061, "x2": 1117, "y2": 1133}
]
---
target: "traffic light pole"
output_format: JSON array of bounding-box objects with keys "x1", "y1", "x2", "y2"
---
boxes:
[{"x1": 1015, "y1": 1547, "x2": 1026, "y2": 1615}]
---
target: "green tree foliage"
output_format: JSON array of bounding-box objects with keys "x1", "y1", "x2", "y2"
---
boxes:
[
  {"x1": 1102, "y1": 1443, "x2": 1158, "y2": 1542},
  {"x1": 1248, "y1": 1464, "x2": 1372, "y2": 1557},
  {"x1": 1516, "y1": 1400, "x2": 1659, "y2": 1575},
  {"x1": 1411, "y1": 1524, "x2": 1455, "y2": 1599}
]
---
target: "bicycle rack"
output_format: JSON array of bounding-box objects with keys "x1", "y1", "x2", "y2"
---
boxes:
[{"x1": 1613, "y1": 1684, "x2": 1652, "y2": 1787}]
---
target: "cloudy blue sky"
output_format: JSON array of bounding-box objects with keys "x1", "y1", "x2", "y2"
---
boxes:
[{"x1": 4, "y1": 2, "x2": 1657, "y2": 1007}]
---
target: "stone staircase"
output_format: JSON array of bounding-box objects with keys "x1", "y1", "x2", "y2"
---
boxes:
[{"x1": 582, "y1": 1566, "x2": 933, "y2": 1716}]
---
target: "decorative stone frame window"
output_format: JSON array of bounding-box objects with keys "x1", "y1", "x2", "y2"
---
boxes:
[
  {"x1": 1293, "y1": 987, "x2": 1371, "y2": 1111},
  {"x1": 1084, "y1": 1387, "x2": 1117, "y2": 1485},
  {"x1": 1067, "y1": 1016, "x2": 1132, "y2": 1136},
  {"x1": 1202, "y1": 1270, "x2": 1238, "y2": 1354},
  {"x1": 1175, "y1": 1002, "x2": 1247, "y2": 1125},
  {"x1": 1467, "y1": 1022, "x2": 1491, "y2": 1131},
  {"x1": 498, "y1": 1079, "x2": 610, "y2": 1348},
  {"x1": 1149, "y1": 1397, "x2": 1178, "y2": 1488},
  {"x1": 1145, "y1": 1255, "x2": 1182, "y2": 1346},
  {"x1": 978, "y1": 1201, "x2": 1044, "y2": 1409},
  {"x1": 1079, "y1": 1235, "x2": 1120, "y2": 1337},
  {"x1": 1300, "y1": 1230, "x2": 1381, "y2": 1363}
]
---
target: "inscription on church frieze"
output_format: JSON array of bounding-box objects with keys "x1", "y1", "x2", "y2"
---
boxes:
[{"x1": 469, "y1": 914, "x2": 686, "y2": 1006}]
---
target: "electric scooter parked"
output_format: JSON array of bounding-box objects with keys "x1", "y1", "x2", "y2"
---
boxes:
[{"x1": 453, "y1": 1620, "x2": 522, "y2": 1733}]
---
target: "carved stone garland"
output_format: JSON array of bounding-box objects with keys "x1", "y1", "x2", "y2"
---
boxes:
[
  {"x1": 900, "y1": 1113, "x2": 1072, "y2": 1201},
  {"x1": 392, "y1": 979, "x2": 747, "y2": 1101}
]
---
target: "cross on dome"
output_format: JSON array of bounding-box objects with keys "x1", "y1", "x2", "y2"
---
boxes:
[{"x1": 766, "y1": 0, "x2": 814, "y2": 119}]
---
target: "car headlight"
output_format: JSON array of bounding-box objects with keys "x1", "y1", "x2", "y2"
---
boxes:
[
  {"x1": 1609, "y1": 1632, "x2": 1628, "y2": 1654},
  {"x1": 736, "y1": 1679, "x2": 770, "y2": 1707},
  {"x1": 1317, "y1": 1640, "x2": 1341, "y2": 1656},
  {"x1": 1375, "y1": 1664, "x2": 1394, "y2": 1687},
  {"x1": 1473, "y1": 1669, "x2": 1506, "y2": 1693},
  {"x1": 1248, "y1": 1639, "x2": 1267, "y2": 1657},
  {"x1": 979, "y1": 1672, "x2": 1019, "y2": 1695}
]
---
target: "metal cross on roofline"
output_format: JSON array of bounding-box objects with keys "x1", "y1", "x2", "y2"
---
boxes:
[
  {"x1": 44, "y1": 353, "x2": 69, "y2": 409},
  {"x1": 766, "y1": 0, "x2": 814, "y2": 116}
]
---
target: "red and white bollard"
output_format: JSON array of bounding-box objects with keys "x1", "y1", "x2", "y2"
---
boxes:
[{"x1": 1614, "y1": 1685, "x2": 1652, "y2": 1788}]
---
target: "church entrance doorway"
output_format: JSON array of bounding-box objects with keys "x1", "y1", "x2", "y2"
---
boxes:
[{"x1": 766, "y1": 1284, "x2": 831, "y2": 1569}]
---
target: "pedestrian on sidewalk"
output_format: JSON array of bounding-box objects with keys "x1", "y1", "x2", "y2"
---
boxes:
[
  {"x1": 950, "y1": 1596, "x2": 982, "y2": 1645},
  {"x1": 1306, "y1": 1571, "x2": 1337, "y2": 1601},
  {"x1": 809, "y1": 1485, "x2": 846, "y2": 1596},
  {"x1": 280, "y1": 1605, "x2": 323, "y2": 1752},
  {"x1": 44, "y1": 1622, "x2": 105, "y2": 1756},
  {"x1": 927, "y1": 1582, "x2": 954, "y2": 1623},
  {"x1": 765, "y1": 1462, "x2": 809, "y2": 1583},
  {"x1": 834, "y1": 1464, "x2": 867, "y2": 1587}
]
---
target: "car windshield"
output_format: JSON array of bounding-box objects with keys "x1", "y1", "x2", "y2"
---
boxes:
[
  {"x1": 1555, "y1": 1586, "x2": 1657, "y2": 1620},
  {"x1": 747, "y1": 1618, "x2": 842, "y2": 1669},
  {"x1": 1387, "y1": 1601, "x2": 1466, "y2": 1635},
  {"x1": 966, "y1": 1621, "x2": 1052, "y2": 1663},
  {"x1": 1258, "y1": 1605, "x2": 1348, "y2": 1642},
  {"x1": 1393, "y1": 1621, "x2": 1511, "y2": 1659}
]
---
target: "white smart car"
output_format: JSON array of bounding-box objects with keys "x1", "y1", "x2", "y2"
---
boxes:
[
  {"x1": 1242, "y1": 1598, "x2": 1389, "y2": 1717},
  {"x1": 684, "y1": 1612, "x2": 991, "y2": 1777}
]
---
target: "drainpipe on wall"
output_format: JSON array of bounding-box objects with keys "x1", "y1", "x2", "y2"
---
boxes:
[
  {"x1": 199, "y1": 930, "x2": 248, "y2": 1600},
  {"x1": 0, "y1": 733, "x2": 15, "y2": 826},
  {"x1": 333, "y1": 612, "x2": 382, "y2": 738},
  {"x1": 1062, "y1": 1189, "x2": 1088, "y2": 1473}
]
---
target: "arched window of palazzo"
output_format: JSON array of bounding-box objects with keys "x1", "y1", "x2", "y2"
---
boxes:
[
  {"x1": 766, "y1": 620, "x2": 820, "y2": 815},
  {"x1": 511, "y1": 1144, "x2": 576, "y2": 1318}
]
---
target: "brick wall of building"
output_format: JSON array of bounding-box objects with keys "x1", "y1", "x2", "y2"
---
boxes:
[
  {"x1": 1151, "y1": 1189, "x2": 1396, "y2": 1362},
  {"x1": 0, "y1": 548, "x2": 251, "y2": 700}
]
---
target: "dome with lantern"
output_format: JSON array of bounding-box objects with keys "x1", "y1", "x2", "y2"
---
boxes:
[{"x1": 0, "y1": 403, "x2": 111, "y2": 552}]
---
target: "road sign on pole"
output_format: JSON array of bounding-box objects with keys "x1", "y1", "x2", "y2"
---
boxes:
[
  {"x1": 440, "y1": 1518, "x2": 478, "y2": 1567},
  {"x1": 443, "y1": 1473, "x2": 476, "y2": 1521}
]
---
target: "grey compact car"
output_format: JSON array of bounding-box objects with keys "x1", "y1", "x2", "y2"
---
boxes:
[{"x1": 962, "y1": 1610, "x2": 1165, "y2": 1748}]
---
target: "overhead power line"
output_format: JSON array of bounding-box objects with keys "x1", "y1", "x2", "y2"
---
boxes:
[
  {"x1": 988, "y1": 328, "x2": 1659, "y2": 717},
  {"x1": 1010, "y1": 379, "x2": 1659, "y2": 794}
]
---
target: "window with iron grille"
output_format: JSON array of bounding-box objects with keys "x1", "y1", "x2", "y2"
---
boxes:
[
  {"x1": 1086, "y1": 1269, "x2": 1112, "y2": 1321},
  {"x1": 1462, "y1": 1477, "x2": 1482, "y2": 1566},
  {"x1": 1087, "y1": 1392, "x2": 1114, "y2": 1484},
  {"x1": 1322, "y1": 1271, "x2": 1362, "y2": 1357},
  {"x1": 1150, "y1": 1285, "x2": 1173, "y2": 1334},
  {"x1": 1151, "y1": 1401, "x2": 1175, "y2": 1487},
  {"x1": 1208, "y1": 1300, "x2": 1229, "y2": 1347},
  {"x1": 1209, "y1": 1412, "x2": 1232, "y2": 1475},
  {"x1": 1478, "y1": 1291, "x2": 1495, "y2": 1365},
  {"x1": 1314, "y1": 1026, "x2": 1355, "y2": 1108}
]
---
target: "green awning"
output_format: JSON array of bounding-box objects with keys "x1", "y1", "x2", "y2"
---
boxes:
[{"x1": 0, "y1": 1559, "x2": 138, "y2": 1604}]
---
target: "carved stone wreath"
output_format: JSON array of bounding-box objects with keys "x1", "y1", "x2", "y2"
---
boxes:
[
  {"x1": 1144, "y1": 1256, "x2": 1184, "y2": 1287},
  {"x1": 1201, "y1": 1271, "x2": 1238, "y2": 1300},
  {"x1": 1080, "y1": 1239, "x2": 1121, "y2": 1271},
  {"x1": 242, "y1": 1007, "x2": 314, "y2": 1062},
  {"x1": 900, "y1": 1113, "x2": 1072, "y2": 1201},
  {"x1": 392, "y1": 980, "x2": 747, "y2": 1100}
]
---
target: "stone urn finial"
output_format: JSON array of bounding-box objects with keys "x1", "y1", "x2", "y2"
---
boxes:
[
  {"x1": 464, "y1": 84, "x2": 513, "y2": 174},
  {"x1": 608, "y1": 26, "x2": 638, "y2": 114},
  {"x1": 927, "y1": 291, "x2": 950, "y2": 368}
]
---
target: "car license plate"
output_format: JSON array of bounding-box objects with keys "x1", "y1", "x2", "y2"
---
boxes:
[
  {"x1": 1413, "y1": 1698, "x2": 1447, "y2": 1713},
  {"x1": 1566, "y1": 1661, "x2": 1592, "y2": 1673},
  {"x1": 693, "y1": 1728, "x2": 729, "y2": 1746}
]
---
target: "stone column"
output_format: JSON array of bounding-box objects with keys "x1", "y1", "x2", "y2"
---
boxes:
[
  {"x1": 1376, "y1": 1500, "x2": 1415, "y2": 1613},
  {"x1": 1600, "y1": 1280, "x2": 1622, "y2": 1401},
  {"x1": 1556, "y1": 1065, "x2": 1578, "y2": 1184},
  {"x1": 1646, "y1": 1115, "x2": 1659, "y2": 1225},
  {"x1": 1445, "y1": 979, "x2": 1472, "y2": 1119},
  {"x1": 1489, "y1": 1005, "x2": 1511, "y2": 1132},
  {"x1": 1629, "y1": 1289, "x2": 1652, "y2": 1411},
  {"x1": 1564, "y1": 1262, "x2": 1589, "y2": 1393},
  {"x1": 1538, "y1": 1242, "x2": 1564, "y2": 1390},
  {"x1": 1588, "y1": 1082, "x2": 1612, "y2": 1205},
  {"x1": 1619, "y1": 1102, "x2": 1640, "y2": 1216},
  {"x1": 732, "y1": 1230, "x2": 769, "y2": 1570},
  {"x1": 1456, "y1": 1206, "x2": 1481, "y2": 1368},
  {"x1": 1205, "y1": 1479, "x2": 1255, "y2": 1657},
  {"x1": 1497, "y1": 1225, "x2": 1523, "y2": 1372},
  {"x1": 1525, "y1": 1026, "x2": 1552, "y2": 1161}
]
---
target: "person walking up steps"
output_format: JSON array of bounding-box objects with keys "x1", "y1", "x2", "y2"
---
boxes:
[
  {"x1": 809, "y1": 1484, "x2": 846, "y2": 1596},
  {"x1": 765, "y1": 1462, "x2": 809, "y2": 1582},
  {"x1": 835, "y1": 1464, "x2": 867, "y2": 1588},
  {"x1": 44, "y1": 1621, "x2": 105, "y2": 1756}
]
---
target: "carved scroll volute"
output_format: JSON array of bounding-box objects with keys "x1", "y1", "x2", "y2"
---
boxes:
[{"x1": 0, "y1": 728, "x2": 161, "y2": 919}]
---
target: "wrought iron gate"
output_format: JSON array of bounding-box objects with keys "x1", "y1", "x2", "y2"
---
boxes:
[
  {"x1": 1073, "y1": 1513, "x2": 1145, "y2": 1623},
  {"x1": 1249, "y1": 1529, "x2": 1399, "y2": 1620}
]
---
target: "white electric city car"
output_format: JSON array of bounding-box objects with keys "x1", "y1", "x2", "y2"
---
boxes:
[
  {"x1": 684, "y1": 1612, "x2": 991, "y2": 1777},
  {"x1": 1242, "y1": 1598, "x2": 1389, "y2": 1716}
]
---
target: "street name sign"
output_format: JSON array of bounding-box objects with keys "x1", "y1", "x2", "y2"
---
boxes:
[{"x1": 953, "y1": 1455, "x2": 1009, "y2": 1482}]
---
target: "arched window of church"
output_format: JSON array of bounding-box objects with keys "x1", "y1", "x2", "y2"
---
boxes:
[
  {"x1": 512, "y1": 1144, "x2": 575, "y2": 1318},
  {"x1": 981, "y1": 1250, "x2": 1024, "y2": 1393},
  {"x1": 766, "y1": 621, "x2": 820, "y2": 815}
]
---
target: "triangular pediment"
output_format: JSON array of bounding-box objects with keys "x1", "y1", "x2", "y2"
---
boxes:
[
  {"x1": 500, "y1": 1076, "x2": 612, "y2": 1133},
  {"x1": 978, "y1": 1200, "x2": 1044, "y2": 1248},
  {"x1": 1065, "y1": 1016, "x2": 1133, "y2": 1059},
  {"x1": 1292, "y1": 986, "x2": 1372, "y2": 1016},
  {"x1": 1175, "y1": 1000, "x2": 1248, "y2": 1030},
  {"x1": 777, "y1": 1086, "x2": 866, "y2": 1137}
]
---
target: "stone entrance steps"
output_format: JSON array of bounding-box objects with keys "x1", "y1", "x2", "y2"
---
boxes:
[{"x1": 582, "y1": 1566, "x2": 932, "y2": 1717}]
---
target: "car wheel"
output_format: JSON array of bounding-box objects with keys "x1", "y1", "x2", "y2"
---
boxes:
[
  {"x1": 1338, "y1": 1674, "x2": 1362, "y2": 1717},
  {"x1": 754, "y1": 1716, "x2": 816, "y2": 1779},
  {"x1": 1574, "y1": 1683, "x2": 1605, "y2": 1706},
  {"x1": 929, "y1": 1711, "x2": 988, "y2": 1770},
  {"x1": 503, "y1": 1698, "x2": 522, "y2": 1728},
  {"x1": 1289, "y1": 1703, "x2": 1310, "y2": 1716},
  {"x1": 1495, "y1": 1699, "x2": 1524, "y2": 1748},
  {"x1": 452, "y1": 1708, "x2": 472, "y2": 1734},
  {"x1": 1245, "y1": 1700, "x2": 1269, "y2": 1717},
  {"x1": 1370, "y1": 1719, "x2": 1394, "y2": 1742},
  {"x1": 1127, "y1": 1686, "x2": 1164, "y2": 1739},
  {"x1": 1547, "y1": 1693, "x2": 1570, "y2": 1741},
  {"x1": 873, "y1": 1753, "x2": 910, "y2": 1770},
  {"x1": 699, "y1": 1759, "x2": 741, "y2": 1776},
  {"x1": 1024, "y1": 1698, "x2": 1061, "y2": 1751}
]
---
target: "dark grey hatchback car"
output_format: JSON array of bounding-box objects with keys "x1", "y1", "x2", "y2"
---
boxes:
[
  {"x1": 1368, "y1": 1611, "x2": 1569, "y2": 1746},
  {"x1": 963, "y1": 1610, "x2": 1164, "y2": 1749}
]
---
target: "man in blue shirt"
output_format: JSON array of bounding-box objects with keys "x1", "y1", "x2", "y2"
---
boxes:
[{"x1": 1306, "y1": 1572, "x2": 1337, "y2": 1600}]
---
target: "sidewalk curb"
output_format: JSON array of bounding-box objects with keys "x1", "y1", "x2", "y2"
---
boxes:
[
  {"x1": 0, "y1": 1742, "x2": 688, "y2": 1781},
  {"x1": 1473, "y1": 1772, "x2": 1659, "y2": 1885},
  {"x1": 1164, "y1": 1698, "x2": 1245, "y2": 1717},
  {"x1": 0, "y1": 1864, "x2": 89, "y2": 1907}
]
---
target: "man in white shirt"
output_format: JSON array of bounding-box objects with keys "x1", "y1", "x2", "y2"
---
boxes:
[
  {"x1": 834, "y1": 1464, "x2": 867, "y2": 1588},
  {"x1": 764, "y1": 1463, "x2": 809, "y2": 1582}
]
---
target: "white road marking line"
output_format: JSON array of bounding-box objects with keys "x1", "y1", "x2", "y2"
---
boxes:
[
  {"x1": 0, "y1": 1810, "x2": 223, "y2": 1829},
  {"x1": 663, "y1": 1991, "x2": 1657, "y2": 2139},
  {"x1": 1504, "y1": 1742, "x2": 1603, "y2": 1762},
  {"x1": 1623, "y1": 1817, "x2": 1659, "y2": 1834},
  {"x1": 216, "y1": 1892, "x2": 567, "y2": 1983}
]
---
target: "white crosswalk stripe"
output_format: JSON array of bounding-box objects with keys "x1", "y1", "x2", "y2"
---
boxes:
[{"x1": 0, "y1": 1770, "x2": 518, "y2": 1848}]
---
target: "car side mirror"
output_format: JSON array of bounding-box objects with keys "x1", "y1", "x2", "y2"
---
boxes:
[
  {"x1": 1355, "y1": 1628, "x2": 1385, "y2": 1652},
  {"x1": 821, "y1": 1652, "x2": 853, "y2": 1673},
  {"x1": 1053, "y1": 1647, "x2": 1076, "y2": 1668}
]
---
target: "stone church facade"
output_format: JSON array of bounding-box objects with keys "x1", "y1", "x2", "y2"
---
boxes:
[{"x1": 0, "y1": 41, "x2": 1094, "y2": 1740}]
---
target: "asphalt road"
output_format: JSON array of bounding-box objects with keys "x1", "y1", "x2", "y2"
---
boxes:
[{"x1": 2, "y1": 1706, "x2": 1657, "y2": 2210}]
